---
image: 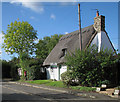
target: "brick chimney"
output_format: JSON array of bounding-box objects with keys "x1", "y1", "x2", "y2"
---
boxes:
[{"x1": 93, "y1": 10, "x2": 105, "y2": 32}]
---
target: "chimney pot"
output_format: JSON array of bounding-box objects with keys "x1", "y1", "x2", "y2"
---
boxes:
[{"x1": 96, "y1": 10, "x2": 99, "y2": 17}]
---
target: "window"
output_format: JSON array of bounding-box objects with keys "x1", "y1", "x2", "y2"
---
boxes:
[{"x1": 60, "y1": 48, "x2": 67, "y2": 58}]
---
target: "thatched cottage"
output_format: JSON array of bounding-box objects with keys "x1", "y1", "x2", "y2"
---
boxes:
[{"x1": 43, "y1": 12, "x2": 116, "y2": 80}]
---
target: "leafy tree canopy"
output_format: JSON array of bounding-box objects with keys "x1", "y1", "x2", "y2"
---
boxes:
[
  {"x1": 35, "y1": 34, "x2": 63, "y2": 61},
  {"x1": 2, "y1": 20, "x2": 38, "y2": 55}
]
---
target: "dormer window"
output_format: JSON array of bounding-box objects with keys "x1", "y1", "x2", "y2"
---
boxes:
[{"x1": 60, "y1": 48, "x2": 67, "y2": 58}]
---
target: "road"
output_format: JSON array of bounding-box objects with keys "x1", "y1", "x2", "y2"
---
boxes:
[{"x1": 2, "y1": 80, "x2": 119, "y2": 102}]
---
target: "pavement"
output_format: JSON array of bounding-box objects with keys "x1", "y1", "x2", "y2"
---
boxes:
[{"x1": 4, "y1": 79, "x2": 120, "y2": 100}]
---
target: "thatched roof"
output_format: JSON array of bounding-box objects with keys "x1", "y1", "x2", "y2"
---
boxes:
[{"x1": 43, "y1": 25, "x2": 97, "y2": 66}]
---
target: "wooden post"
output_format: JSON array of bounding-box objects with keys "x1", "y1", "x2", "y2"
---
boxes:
[{"x1": 78, "y1": 4, "x2": 82, "y2": 50}]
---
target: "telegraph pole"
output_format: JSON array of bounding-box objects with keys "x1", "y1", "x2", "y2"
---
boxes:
[{"x1": 78, "y1": 3, "x2": 82, "y2": 51}]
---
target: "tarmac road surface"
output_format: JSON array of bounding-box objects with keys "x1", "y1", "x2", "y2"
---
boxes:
[{"x1": 2, "y1": 79, "x2": 119, "y2": 102}]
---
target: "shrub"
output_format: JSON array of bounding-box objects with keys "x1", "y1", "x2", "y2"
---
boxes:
[
  {"x1": 19, "y1": 53, "x2": 47, "y2": 80},
  {"x1": 2, "y1": 60, "x2": 11, "y2": 78},
  {"x1": 101, "y1": 80, "x2": 110, "y2": 85},
  {"x1": 65, "y1": 45, "x2": 118, "y2": 87},
  {"x1": 61, "y1": 71, "x2": 78, "y2": 86},
  {"x1": 29, "y1": 59, "x2": 47, "y2": 80},
  {"x1": 10, "y1": 63, "x2": 20, "y2": 80}
]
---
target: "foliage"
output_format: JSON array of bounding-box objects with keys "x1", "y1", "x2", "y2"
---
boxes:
[
  {"x1": 101, "y1": 80, "x2": 110, "y2": 85},
  {"x1": 65, "y1": 45, "x2": 118, "y2": 87},
  {"x1": 9, "y1": 57, "x2": 20, "y2": 80},
  {"x1": 35, "y1": 39, "x2": 48, "y2": 61},
  {"x1": 70, "y1": 86, "x2": 96, "y2": 92},
  {"x1": 10, "y1": 63, "x2": 20, "y2": 81},
  {"x1": 1, "y1": 57, "x2": 20, "y2": 80},
  {"x1": 19, "y1": 53, "x2": 30, "y2": 79},
  {"x1": 2, "y1": 20, "x2": 38, "y2": 80},
  {"x1": 19, "y1": 54, "x2": 46, "y2": 80},
  {"x1": 61, "y1": 71, "x2": 77, "y2": 86},
  {"x1": 46, "y1": 34, "x2": 63, "y2": 54},
  {"x1": 2, "y1": 20, "x2": 38, "y2": 55},
  {"x1": 2, "y1": 60, "x2": 11, "y2": 78},
  {"x1": 35, "y1": 34, "x2": 63, "y2": 61},
  {"x1": 116, "y1": 53, "x2": 120, "y2": 85},
  {"x1": 29, "y1": 58, "x2": 47, "y2": 80}
]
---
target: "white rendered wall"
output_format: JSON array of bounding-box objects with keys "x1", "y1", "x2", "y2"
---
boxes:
[
  {"x1": 90, "y1": 33, "x2": 99, "y2": 49},
  {"x1": 46, "y1": 67, "x2": 59, "y2": 80},
  {"x1": 46, "y1": 65, "x2": 67, "y2": 80},
  {"x1": 101, "y1": 31, "x2": 114, "y2": 51},
  {"x1": 91, "y1": 31, "x2": 114, "y2": 52},
  {"x1": 60, "y1": 65, "x2": 67, "y2": 80}
]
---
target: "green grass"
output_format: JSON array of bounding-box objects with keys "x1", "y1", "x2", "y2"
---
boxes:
[
  {"x1": 23, "y1": 80, "x2": 96, "y2": 92},
  {"x1": 25, "y1": 80, "x2": 52, "y2": 84},
  {"x1": 70, "y1": 86, "x2": 96, "y2": 92},
  {"x1": 46, "y1": 81, "x2": 65, "y2": 88},
  {"x1": 25, "y1": 80, "x2": 65, "y2": 88}
]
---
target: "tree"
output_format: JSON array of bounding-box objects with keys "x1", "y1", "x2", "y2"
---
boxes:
[
  {"x1": 35, "y1": 34, "x2": 63, "y2": 61},
  {"x1": 35, "y1": 39, "x2": 48, "y2": 61},
  {"x1": 2, "y1": 20, "x2": 38, "y2": 55},
  {"x1": 47, "y1": 34, "x2": 63, "y2": 54},
  {"x1": 2, "y1": 20, "x2": 38, "y2": 79}
]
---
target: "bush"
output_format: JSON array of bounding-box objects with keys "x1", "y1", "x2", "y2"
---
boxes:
[
  {"x1": 29, "y1": 59, "x2": 47, "y2": 80},
  {"x1": 64, "y1": 45, "x2": 118, "y2": 87},
  {"x1": 19, "y1": 53, "x2": 46, "y2": 80},
  {"x1": 10, "y1": 63, "x2": 20, "y2": 80},
  {"x1": 26, "y1": 66, "x2": 35, "y2": 80},
  {"x1": 2, "y1": 60, "x2": 11, "y2": 78},
  {"x1": 61, "y1": 71, "x2": 78, "y2": 86}
]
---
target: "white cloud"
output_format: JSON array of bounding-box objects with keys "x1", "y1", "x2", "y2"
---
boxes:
[
  {"x1": 50, "y1": 14, "x2": 56, "y2": 20},
  {"x1": 65, "y1": 32, "x2": 68, "y2": 34},
  {"x1": 30, "y1": 16, "x2": 35, "y2": 20},
  {"x1": 10, "y1": 0, "x2": 44, "y2": 13}
]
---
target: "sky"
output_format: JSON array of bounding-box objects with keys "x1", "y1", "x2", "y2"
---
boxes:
[{"x1": 0, "y1": 1, "x2": 119, "y2": 61}]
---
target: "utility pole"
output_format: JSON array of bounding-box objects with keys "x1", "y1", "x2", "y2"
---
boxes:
[{"x1": 78, "y1": 3, "x2": 82, "y2": 51}]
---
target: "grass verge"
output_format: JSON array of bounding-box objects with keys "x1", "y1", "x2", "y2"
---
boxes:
[
  {"x1": 21, "y1": 80, "x2": 96, "y2": 92},
  {"x1": 70, "y1": 86, "x2": 96, "y2": 92},
  {"x1": 25, "y1": 80, "x2": 51, "y2": 84},
  {"x1": 45, "y1": 80, "x2": 65, "y2": 88}
]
